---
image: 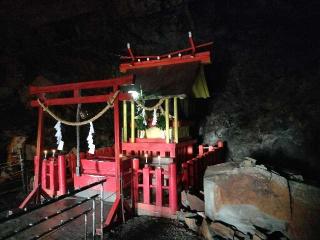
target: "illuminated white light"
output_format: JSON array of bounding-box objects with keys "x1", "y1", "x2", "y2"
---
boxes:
[
  {"x1": 128, "y1": 90, "x2": 139, "y2": 100},
  {"x1": 157, "y1": 56, "x2": 160, "y2": 60},
  {"x1": 147, "y1": 58, "x2": 149, "y2": 61},
  {"x1": 138, "y1": 59, "x2": 141, "y2": 62},
  {"x1": 127, "y1": 43, "x2": 131, "y2": 49},
  {"x1": 178, "y1": 53, "x2": 182, "y2": 57},
  {"x1": 168, "y1": 54, "x2": 171, "y2": 58},
  {"x1": 188, "y1": 31, "x2": 192, "y2": 38}
]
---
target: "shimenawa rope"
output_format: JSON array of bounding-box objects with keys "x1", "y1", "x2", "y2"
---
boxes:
[{"x1": 37, "y1": 90, "x2": 120, "y2": 126}]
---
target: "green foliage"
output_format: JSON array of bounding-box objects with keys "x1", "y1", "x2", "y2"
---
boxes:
[
  {"x1": 156, "y1": 115, "x2": 166, "y2": 130},
  {"x1": 135, "y1": 115, "x2": 147, "y2": 130}
]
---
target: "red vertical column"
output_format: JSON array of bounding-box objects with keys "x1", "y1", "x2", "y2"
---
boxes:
[
  {"x1": 58, "y1": 155, "x2": 67, "y2": 195},
  {"x1": 113, "y1": 86, "x2": 121, "y2": 199},
  {"x1": 41, "y1": 159, "x2": 47, "y2": 190},
  {"x1": 155, "y1": 167, "x2": 163, "y2": 207},
  {"x1": 143, "y1": 165, "x2": 150, "y2": 204},
  {"x1": 49, "y1": 159, "x2": 55, "y2": 197},
  {"x1": 198, "y1": 145, "x2": 204, "y2": 156},
  {"x1": 169, "y1": 163, "x2": 177, "y2": 214},
  {"x1": 34, "y1": 107, "x2": 44, "y2": 190},
  {"x1": 132, "y1": 158, "x2": 139, "y2": 208}
]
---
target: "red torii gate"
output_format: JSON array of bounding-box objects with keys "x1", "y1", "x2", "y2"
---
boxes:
[{"x1": 20, "y1": 74, "x2": 134, "y2": 226}]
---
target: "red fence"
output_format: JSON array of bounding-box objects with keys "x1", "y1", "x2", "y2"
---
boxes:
[
  {"x1": 131, "y1": 140, "x2": 225, "y2": 217},
  {"x1": 181, "y1": 140, "x2": 224, "y2": 191},
  {"x1": 41, "y1": 155, "x2": 67, "y2": 197},
  {"x1": 132, "y1": 159, "x2": 177, "y2": 218}
]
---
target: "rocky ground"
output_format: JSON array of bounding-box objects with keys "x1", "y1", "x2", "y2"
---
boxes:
[{"x1": 104, "y1": 216, "x2": 203, "y2": 240}]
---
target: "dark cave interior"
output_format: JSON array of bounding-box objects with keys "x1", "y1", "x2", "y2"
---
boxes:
[
  {"x1": 0, "y1": 1, "x2": 320, "y2": 240},
  {"x1": 0, "y1": 1, "x2": 319, "y2": 181}
]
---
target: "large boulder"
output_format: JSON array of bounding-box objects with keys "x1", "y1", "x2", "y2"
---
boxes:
[
  {"x1": 204, "y1": 160, "x2": 320, "y2": 239},
  {"x1": 204, "y1": 161, "x2": 290, "y2": 234},
  {"x1": 288, "y1": 181, "x2": 320, "y2": 240}
]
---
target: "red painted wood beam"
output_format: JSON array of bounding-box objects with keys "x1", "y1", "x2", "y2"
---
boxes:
[
  {"x1": 30, "y1": 93, "x2": 132, "y2": 107},
  {"x1": 120, "y1": 51, "x2": 211, "y2": 72},
  {"x1": 120, "y1": 42, "x2": 213, "y2": 61},
  {"x1": 29, "y1": 75, "x2": 134, "y2": 95},
  {"x1": 105, "y1": 197, "x2": 120, "y2": 226}
]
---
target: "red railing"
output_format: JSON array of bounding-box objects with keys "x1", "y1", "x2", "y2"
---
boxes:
[
  {"x1": 181, "y1": 141, "x2": 224, "y2": 191},
  {"x1": 132, "y1": 159, "x2": 178, "y2": 217},
  {"x1": 41, "y1": 155, "x2": 67, "y2": 197},
  {"x1": 131, "y1": 140, "x2": 225, "y2": 217},
  {"x1": 122, "y1": 139, "x2": 195, "y2": 160}
]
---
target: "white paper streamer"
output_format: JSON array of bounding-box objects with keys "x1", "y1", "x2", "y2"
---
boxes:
[
  {"x1": 54, "y1": 121, "x2": 64, "y2": 150},
  {"x1": 87, "y1": 122, "x2": 95, "y2": 154},
  {"x1": 142, "y1": 108, "x2": 147, "y2": 126},
  {"x1": 152, "y1": 108, "x2": 157, "y2": 126}
]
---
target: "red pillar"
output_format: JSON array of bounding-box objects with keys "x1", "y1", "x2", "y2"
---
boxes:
[
  {"x1": 143, "y1": 165, "x2": 150, "y2": 204},
  {"x1": 169, "y1": 163, "x2": 177, "y2": 214},
  {"x1": 34, "y1": 107, "x2": 44, "y2": 190},
  {"x1": 58, "y1": 155, "x2": 67, "y2": 195},
  {"x1": 155, "y1": 167, "x2": 163, "y2": 207},
  {"x1": 132, "y1": 158, "x2": 139, "y2": 208},
  {"x1": 41, "y1": 159, "x2": 47, "y2": 190},
  {"x1": 113, "y1": 86, "x2": 121, "y2": 199},
  {"x1": 49, "y1": 159, "x2": 55, "y2": 196},
  {"x1": 198, "y1": 145, "x2": 204, "y2": 156}
]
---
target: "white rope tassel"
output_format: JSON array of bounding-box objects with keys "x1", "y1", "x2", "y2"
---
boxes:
[
  {"x1": 87, "y1": 122, "x2": 95, "y2": 154},
  {"x1": 54, "y1": 121, "x2": 64, "y2": 150},
  {"x1": 152, "y1": 108, "x2": 157, "y2": 126}
]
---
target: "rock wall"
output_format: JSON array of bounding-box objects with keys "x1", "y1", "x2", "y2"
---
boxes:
[{"x1": 204, "y1": 161, "x2": 320, "y2": 240}]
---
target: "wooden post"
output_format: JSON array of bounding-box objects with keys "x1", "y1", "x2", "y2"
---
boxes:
[
  {"x1": 155, "y1": 167, "x2": 163, "y2": 207},
  {"x1": 169, "y1": 163, "x2": 177, "y2": 214},
  {"x1": 173, "y1": 97, "x2": 178, "y2": 143},
  {"x1": 35, "y1": 106, "x2": 44, "y2": 203},
  {"x1": 165, "y1": 98, "x2": 170, "y2": 143},
  {"x1": 123, "y1": 100, "x2": 128, "y2": 142},
  {"x1": 131, "y1": 100, "x2": 135, "y2": 143},
  {"x1": 132, "y1": 158, "x2": 139, "y2": 211},
  {"x1": 113, "y1": 86, "x2": 121, "y2": 199},
  {"x1": 143, "y1": 165, "x2": 150, "y2": 204}
]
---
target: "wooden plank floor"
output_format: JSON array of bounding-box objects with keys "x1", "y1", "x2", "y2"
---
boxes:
[{"x1": 0, "y1": 197, "x2": 112, "y2": 240}]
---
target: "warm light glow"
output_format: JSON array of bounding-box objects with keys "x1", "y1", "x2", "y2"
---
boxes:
[
  {"x1": 144, "y1": 153, "x2": 148, "y2": 164},
  {"x1": 187, "y1": 146, "x2": 193, "y2": 154},
  {"x1": 128, "y1": 90, "x2": 139, "y2": 100},
  {"x1": 52, "y1": 149, "x2": 56, "y2": 157},
  {"x1": 119, "y1": 154, "x2": 123, "y2": 158},
  {"x1": 44, "y1": 150, "x2": 48, "y2": 159}
]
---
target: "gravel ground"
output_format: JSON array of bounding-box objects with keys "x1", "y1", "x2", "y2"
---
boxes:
[{"x1": 104, "y1": 216, "x2": 203, "y2": 240}]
